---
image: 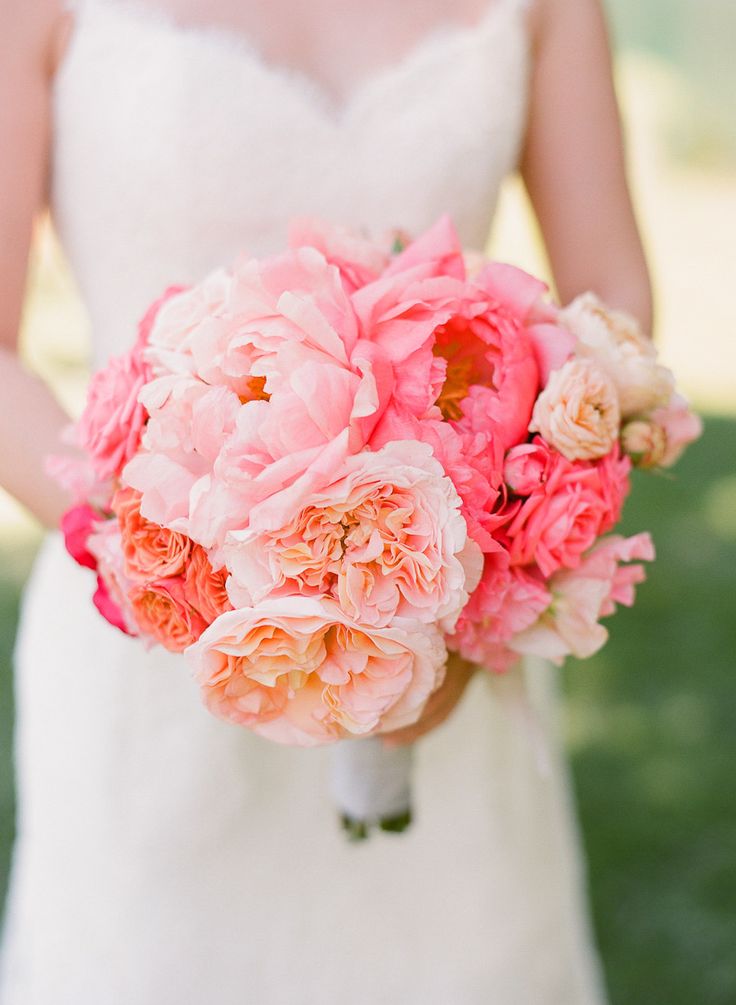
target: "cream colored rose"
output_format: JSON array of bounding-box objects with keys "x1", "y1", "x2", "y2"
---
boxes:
[
  {"x1": 560, "y1": 293, "x2": 674, "y2": 417},
  {"x1": 529, "y1": 358, "x2": 620, "y2": 461},
  {"x1": 620, "y1": 419, "x2": 667, "y2": 468}
]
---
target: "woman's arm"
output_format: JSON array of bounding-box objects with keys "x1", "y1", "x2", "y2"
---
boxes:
[
  {"x1": 522, "y1": 0, "x2": 653, "y2": 332},
  {"x1": 384, "y1": 0, "x2": 653, "y2": 748},
  {"x1": 0, "y1": 0, "x2": 76, "y2": 527}
]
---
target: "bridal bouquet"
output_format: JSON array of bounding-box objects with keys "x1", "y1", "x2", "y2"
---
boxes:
[{"x1": 51, "y1": 216, "x2": 701, "y2": 837}]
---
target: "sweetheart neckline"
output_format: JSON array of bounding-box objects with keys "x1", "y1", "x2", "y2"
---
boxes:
[{"x1": 62, "y1": 0, "x2": 530, "y2": 125}]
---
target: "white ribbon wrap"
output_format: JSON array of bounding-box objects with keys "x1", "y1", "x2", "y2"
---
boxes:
[{"x1": 328, "y1": 736, "x2": 413, "y2": 825}]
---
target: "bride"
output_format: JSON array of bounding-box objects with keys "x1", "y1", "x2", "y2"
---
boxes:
[{"x1": 0, "y1": 0, "x2": 651, "y2": 1001}]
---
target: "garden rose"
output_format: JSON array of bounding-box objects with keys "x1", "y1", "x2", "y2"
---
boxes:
[
  {"x1": 529, "y1": 358, "x2": 620, "y2": 461},
  {"x1": 223, "y1": 440, "x2": 481, "y2": 632},
  {"x1": 129, "y1": 578, "x2": 207, "y2": 653},
  {"x1": 187, "y1": 596, "x2": 447, "y2": 745},
  {"x1": 561, "y1": 292, "x2": 674, "y2": 417},
  {"x1": 184, "y1": 545, "x2": 232, "y2": 623},
  {"x1": 113, "y1": 486, "x2": 192, "y2": 581}
]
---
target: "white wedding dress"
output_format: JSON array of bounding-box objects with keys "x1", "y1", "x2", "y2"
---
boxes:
[{"x1": 1, "y1": 1, "x2": 608, "y2": 1001}]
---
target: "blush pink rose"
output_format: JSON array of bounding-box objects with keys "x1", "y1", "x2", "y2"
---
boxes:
[
  {"x1": 113, "y1": 485, "x2": 192, "y2": 582},
  {"x1": 129, "y1": 577, "x2": 208, "y2": 653},
  {"x1": 186, "y1": 596, "x2": 447, "y2": 746},
  {"x1": 620, "y1": 419, "x2": 668, "y2": 468},
  {"x1": 511, "y1": 532, "x2": 655, "y2": 663},
  {"x1": 223, "y1": 440, "x2": 481, "y2": 632},
  {"x1": 501, "y1": 444, "x2": 631, "y2": 577}
]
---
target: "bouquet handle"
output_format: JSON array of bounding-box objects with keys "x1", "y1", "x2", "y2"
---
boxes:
[{"x1": 329, "y1": 736, "x2": 414, "y2": 840}]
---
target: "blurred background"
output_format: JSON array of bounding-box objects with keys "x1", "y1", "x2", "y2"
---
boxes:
[{"x1": 1, "y1": 1, "x2": 734, "y2": 1001}]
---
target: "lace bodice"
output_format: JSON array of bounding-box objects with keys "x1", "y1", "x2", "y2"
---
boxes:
[{"x1": 52, "y1": 0, "x2": 531, "y2": 366}]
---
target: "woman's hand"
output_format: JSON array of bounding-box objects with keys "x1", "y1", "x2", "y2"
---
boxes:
[{"x1": 381, "y1": 652, "x2": 480, "y2": 748}]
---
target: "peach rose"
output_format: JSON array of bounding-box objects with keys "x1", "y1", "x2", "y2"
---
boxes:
[
  {"x1": 529, "y1": 358, "x2": 620, "y2": 461},
  {"x1": 129, "y1": 577, "x2": 207, "y2": 653},
  {"x1": 183, "y1": 545, "x2": 232, "y2": 623},
  {"x1": 113, "y1": 485, "x2": 191, "y2": 581},
  {"x1": 560, "y1": 292, "x2": 674, "y2": 417},
  {"x1": 186, "y1": 596, "x2": 447, "y2": 746},
  {"x1": 223, "y1": 440, "x2": 480, "y2": 633}
]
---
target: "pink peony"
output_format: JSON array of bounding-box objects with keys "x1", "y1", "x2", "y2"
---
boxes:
[
  {"x1": 222, "y1": 440, "x2": 481, "y2": 632},
  {"x1": 129, "y1": 577, "x2": 207, "y2": 653},
  {"x1": 288, "y1": 218, "x2": 389, "y2": 293},
  {"x1": 529, "y1": 358, "x2": 621, "y2": 461},
  {"x1": 501, "y1": 442, "x2": 631, "y2": 577},
  {"x1": 186, "y1": 596, "x2": 447, "y2": 746},
  {"x1": 123, "y1": 378, "x2": 242, "y2": 533},
  {"x1": 511, "y1": 533, "x2": 655, "y2": 663}
]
